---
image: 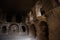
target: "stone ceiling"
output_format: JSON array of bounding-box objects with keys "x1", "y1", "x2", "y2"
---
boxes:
[{"x1": 0, "y1": 0, "x2": 39, "y2": 12}]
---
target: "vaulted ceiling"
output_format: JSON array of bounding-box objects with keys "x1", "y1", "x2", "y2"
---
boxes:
[
  {"x1": 0, "y1": 0, "x2": 39, "y2": 12},
  {"x1": 0, "y1": 0, "x2": 39, "y2": 22}
]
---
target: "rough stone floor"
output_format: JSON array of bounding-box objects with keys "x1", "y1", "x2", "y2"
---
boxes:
[{"x1": 0, "y1": 33, "x2": 37, "y2": 40}]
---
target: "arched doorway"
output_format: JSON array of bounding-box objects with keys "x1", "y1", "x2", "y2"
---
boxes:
[
  {"x1": 9, "y1": 24, "x2": 19, "y2": 33},
  {"x1": 39, "y1": 21, "x2": 48, "y2": 40},
  {"x1": 1, "y1": 26, "x2": 7, "y2": 33},
  {"x1": 30, "y1": 24, "x2": 36, "y2": 38},
  {"x1": 21, "y1": 24, "x2": 29, "y2": 35},
  {"x1": 22, "y1": 26, "x2": 26, "y2": 32}
]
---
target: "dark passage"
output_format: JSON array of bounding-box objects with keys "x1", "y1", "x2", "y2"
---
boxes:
[
  {"x1": 22, "y1": 26, "x2": 26, "y2": 32},
  {"x1": 2, "y1": 26, "x2": 7, "y2": 33},
  {"x1": 40, "y1": 21, "x2": 49, "y2": 40},
  {"x1": 31, "y1": 24, "x2": 36, "y2": 37},
  {"x1": 40, "y1": 8, "x2": 45, "y2": 15}
]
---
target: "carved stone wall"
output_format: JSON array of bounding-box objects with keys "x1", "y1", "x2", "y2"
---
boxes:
[{"x1": 45, "y1": 7, "x2": 60, "y2": 40}]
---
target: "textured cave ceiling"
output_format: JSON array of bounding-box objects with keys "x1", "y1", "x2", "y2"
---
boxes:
[
  {"x1": 0, "y1": 0, "x2": 39, "y2": 22},
  {"x1": 0, "y1": 0, "x2": 39, "y2": 13}
]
